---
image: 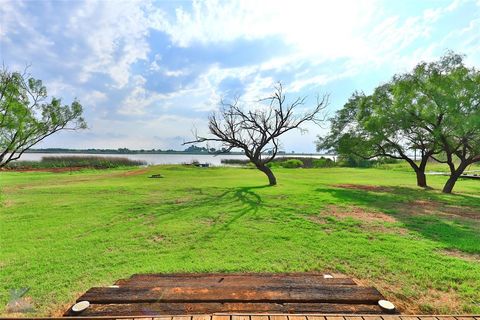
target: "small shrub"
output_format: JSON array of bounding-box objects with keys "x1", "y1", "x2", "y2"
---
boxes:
[
  {"x1": 282, "y1": 159, "x2": 304, "y2": 168},
  {"x1": 266, "y1": 162, "x2": 282, "y2": 168},
  {"x1": 313, "y1": 157, "x2": 335, "y2": 168},
  {"x1": 220, "y1": 159, "x2": 250, "y2": 165}
]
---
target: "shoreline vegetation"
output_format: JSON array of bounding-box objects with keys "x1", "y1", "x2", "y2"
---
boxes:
[
  {"x1": 5, "y1": 155, "x2": 479, "y2": 173},
  {"x1": 4, "y1": 156, "x2": 147, "y2": 170}
]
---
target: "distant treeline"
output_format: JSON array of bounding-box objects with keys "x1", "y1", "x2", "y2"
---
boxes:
[
  {"x1": 6, "y1": 156, "x2": 146, "y2": 170},
  {"x1": 27, "y1": 145, "x2": 227, "y2": 154},
  {"x1": 27, "y1": 145, "x2": 240, "y2": 154},
  {"x1": 27, "y1": 146, "x2": 321, "y2": 155}
]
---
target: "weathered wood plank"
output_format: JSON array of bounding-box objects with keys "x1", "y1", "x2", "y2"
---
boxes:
[
  {"x1": 65, "y1": 302, "x2": 385, "y2": 316},
  {"x1": 192, "y1": 315, "x2": 211, "y2": 320},
  {"x1": 270, "y1": 316, "x2": 289, "y2": 320},
  {"x1": 128, "y1": 273, "x2": 331, "y2": 279},
  {"x1": 306, "y1": 316, "x2": 326, "y2": 320},
  {"x1": 344, "y1": 317, "x2": 362, "y2": 320},
  {"x1": 79, "y1": 286, "x2": 382, "y2": 304},
  {"x1": 211, "y1": 316, "x2": 230, "y2": 320},
  {"x1": 232, "y1": 316, "x2": 250, "y2": 320},
  {"x1": 172, "y1": 316, "x2": 191, "y2": 320},
  {"x1": 362, "y1": 316, "x2": 383, "y2": 320},
  {"x1": 251, "y1": 316, "x2": 269, "y2": 320},
  {"x1": 325, "y1": 316, "x2": 345, "y2": 320},
  {"x1": 116, "y1": 277, "x2": 356, "y2": 287},
  {"x1": 381, "y1": 316, "x2": 402, "y2": 320},
  {"x1": 153, "y1": 317, "x2": 173, "y2": 320},
  {"x1": 289, "y1": 316, "x2": 307, "y2": 320}
]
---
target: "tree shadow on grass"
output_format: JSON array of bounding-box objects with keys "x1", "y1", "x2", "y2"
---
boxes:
[
  {"x1": 315, "y1": 185, "x2": 480, "y2": 254},
  {"x1": 163, "y1": 185, "x2": 269, "y2": 254}
]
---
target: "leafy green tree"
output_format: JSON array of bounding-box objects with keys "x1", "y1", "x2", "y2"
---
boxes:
[
  {"x1": 319, "y1": 52, "x2": 480, "y2": 193},
  {"x1": 318, "y1": 84, "x2": 440, "y2": 188},
  {"x1": 0, "y1": 68, "x2": 86, "y2": 167},
  {"x1": 398, "y1": 52, "x2": 480, "y2": 193}
]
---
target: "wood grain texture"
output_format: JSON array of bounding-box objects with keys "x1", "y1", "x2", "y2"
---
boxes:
[
  {"x1": 116, "y1": 277, "x2": 356, "y2": 287},
  {"x1": 64, "y1": 273, "x2": 390, "y2": 317},
  {"x1": 78, "y1": 285, "x2": 382, "y2": 304},
  {"x1": 289, "y1": 316, "x2": 307, "y2": 320}
]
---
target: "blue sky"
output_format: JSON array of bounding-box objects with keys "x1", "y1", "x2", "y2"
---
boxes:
[{"x1": 1, "y1": 0, "x2": 479, "y2": 152}]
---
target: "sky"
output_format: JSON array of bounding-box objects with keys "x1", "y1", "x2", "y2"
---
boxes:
[{"x1": 1, "y1": 0, "x2": 479, "y2": 152}]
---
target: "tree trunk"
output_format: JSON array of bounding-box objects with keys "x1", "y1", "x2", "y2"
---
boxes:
[
  {"x1": 415, "y1": 170, "x2": 427, "y2": 188},
  {"x1": 442, "y1": 162, "x2": 468, "y2": 194},
  {"x1": 256, "y1": 163, "x2": 277, "y2": 186},
  {"x1": 405, "y1": 156, "x2": 429, "y2": 188},
  {"x1": 442, "y1": 175, "x2": 459, "y2": 194},
  {"x1": 415, "y1": 155, "x2": 430, "y2": 188}
]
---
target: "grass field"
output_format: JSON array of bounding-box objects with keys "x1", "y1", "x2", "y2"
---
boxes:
[{"x1": 0, "y1": 164, "x2": 479, "y2": 316}]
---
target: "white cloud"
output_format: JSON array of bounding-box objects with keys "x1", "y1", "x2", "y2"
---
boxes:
[
  {"x1": 3, "y1": 0, "x2": 480, "y2": 152},
  {"x1": 0, "y1": 1, "x2": 55, "y2": 56},
  {"x1": 156, "y1": 0, "x2": 376, "y2": 59},
  {"x1": 67, "y1": 1, "x2": 157, "y2": 88},
  {"x1": 83, "y1": 90, "x2": 108, "y2": 109},
  {"x1": 164, "y1": 69, "x2": 187, "y2": 77},
  {"x1": 72, "y1": 114, "x2": 206, "y2": 149}
]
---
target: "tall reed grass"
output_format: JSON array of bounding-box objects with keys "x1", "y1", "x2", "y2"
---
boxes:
[{"x1": 6, "y1": 156, "x2": 146, "y2": 170}]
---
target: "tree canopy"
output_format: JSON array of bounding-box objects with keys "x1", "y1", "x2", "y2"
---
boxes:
[
  {"x1": 400, "y1": 52, "x2": 480, "y2": 193},
  {"x1": 0, "y1": 68, "x2": 86, "y2": 167},
  {"x1": 318, "y1": 52, "x2": 480, "y2": 193}
]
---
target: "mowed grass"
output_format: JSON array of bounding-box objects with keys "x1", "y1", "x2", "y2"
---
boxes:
[{"x1": 0, "y1": 165, "x2": 479, "y2": 316}]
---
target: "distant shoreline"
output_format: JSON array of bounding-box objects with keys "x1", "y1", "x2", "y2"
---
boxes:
[{"x1": 25, "y1": 149, "x2": 334, "y2": 157}]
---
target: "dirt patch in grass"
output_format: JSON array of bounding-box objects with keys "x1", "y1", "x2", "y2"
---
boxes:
[
  {"x1": 309, "y1": 205, "x2": 408, "y2": 235},
  {"x1": 172, "y1": 196, "x2": 193, "y2": 204},
  {"x1": 334, "y1": 184, "x2": 395, "y2": 193},
  {"x1": 149, "y1": 233, "x2": 167, "y2": 243},
  {"x1": 400, "y1": 199, "x2": 480, "y2": 221},
  {"x1": 440, "y1": 249, "x2": 480, "y2": 262},
  {"x1": 122, "y1": 168, "x2": 149, "y2": 176},
  {"x1": 326, "y1": 205, "x2": 398, "y2": 223},
  {"x1": 1, "y1": 199, "x2": 15, "y2": 207}
]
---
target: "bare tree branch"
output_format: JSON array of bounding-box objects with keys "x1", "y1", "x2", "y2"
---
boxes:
[{"x1": 185, "y1": 83, "x2": 328, "y2": 185}]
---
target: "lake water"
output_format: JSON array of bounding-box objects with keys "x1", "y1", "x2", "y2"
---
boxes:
[{"x1": 19, "y1": 153, "x2": 334, "y2": 166}]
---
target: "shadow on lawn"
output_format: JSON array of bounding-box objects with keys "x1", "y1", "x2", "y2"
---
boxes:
[
  {"x1": 315, "y1": 185, "x2": 480, "y2": 254},
  {"x1": 170, "y1": 185, "x2": 268, "y2": 253}
]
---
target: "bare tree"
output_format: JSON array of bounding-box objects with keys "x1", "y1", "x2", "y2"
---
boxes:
[{"x1": 185, "y1": 84, "x2": 328, "y2": 185}]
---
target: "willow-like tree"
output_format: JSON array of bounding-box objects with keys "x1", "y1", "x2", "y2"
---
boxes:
[
  {"x1": 399, "y1": 53, "x2": 480, "y2": 193},
  {"x1": 318, "y1": 84, "x2": 440, "y2": 188},
  {"x1": 0, "y1": 68, "x2": 86, "y2": 167},
  {"x1": 318, "y1": 52, "x2": 480, "y2": 193},
  {"x1": 186, "y1": 84, "x2": 328, "y2": 185}
]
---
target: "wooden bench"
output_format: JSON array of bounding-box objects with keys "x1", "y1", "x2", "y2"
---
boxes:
[{"x1": 64, "y1": 273, "x2": 395, "y2": 316}]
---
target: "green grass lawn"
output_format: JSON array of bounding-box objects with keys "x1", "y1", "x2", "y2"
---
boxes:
[{"x1": 0, "y1": 165, "x2": 479, "y2": 316}]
